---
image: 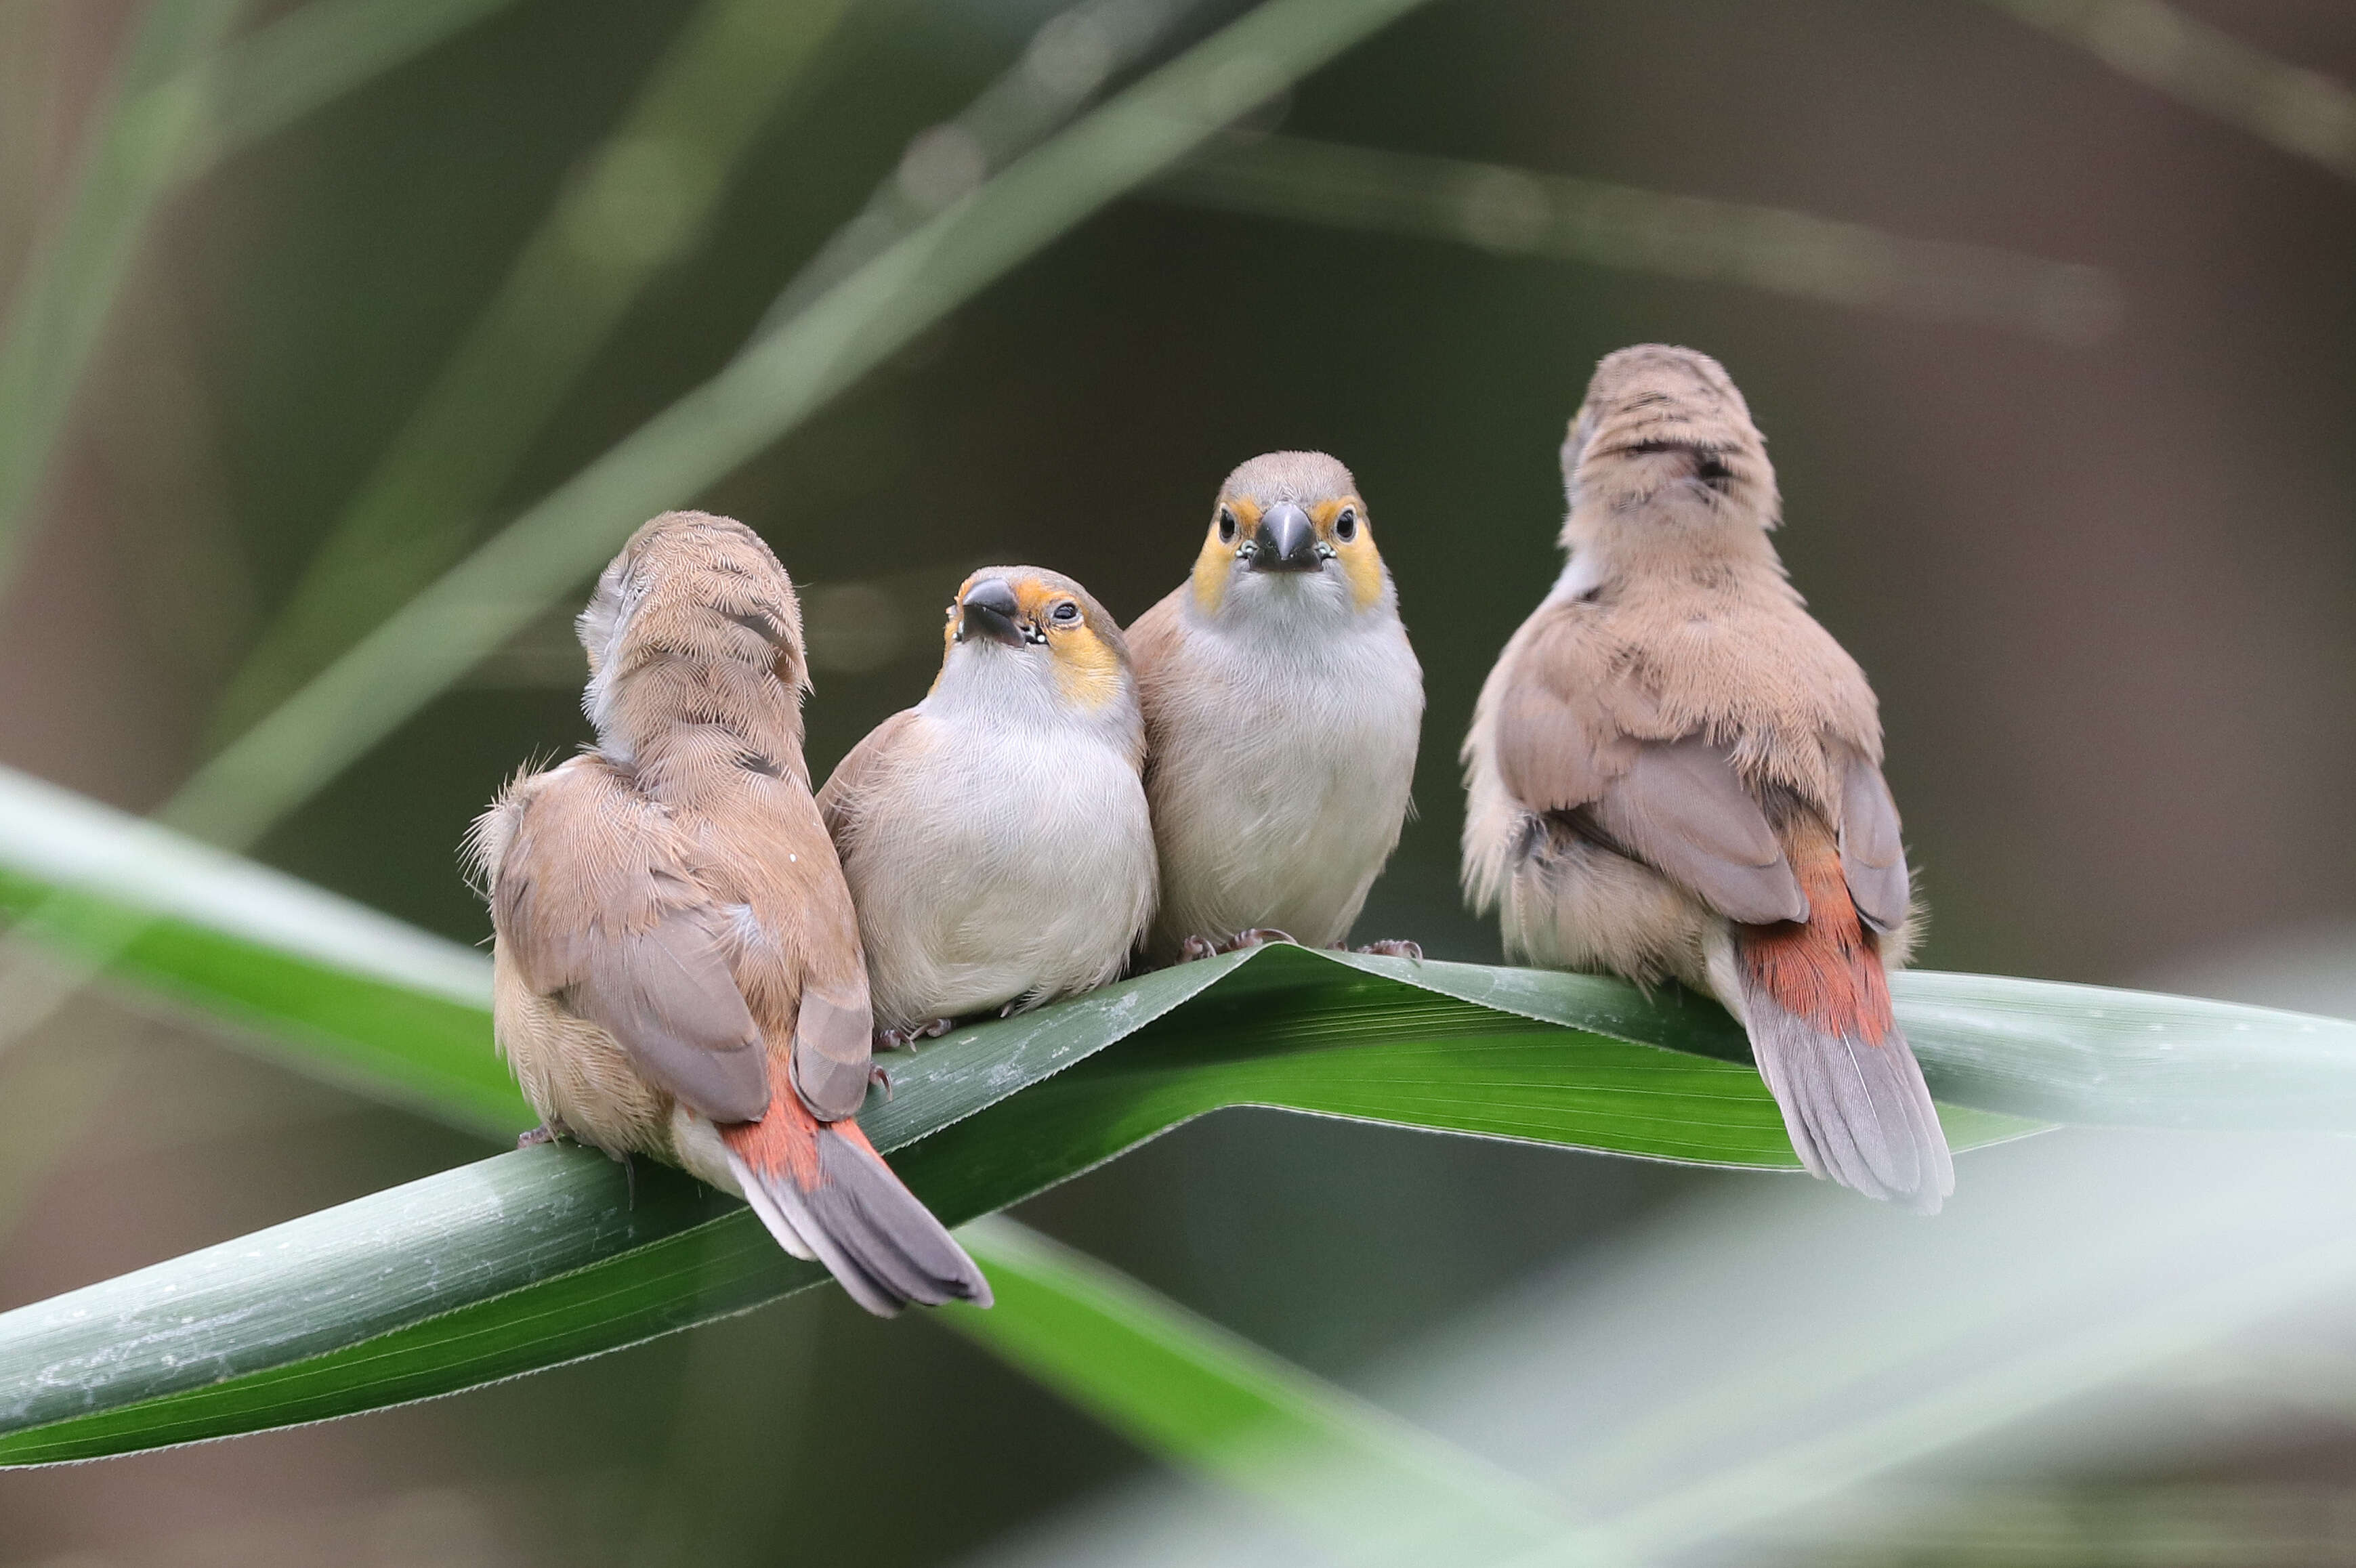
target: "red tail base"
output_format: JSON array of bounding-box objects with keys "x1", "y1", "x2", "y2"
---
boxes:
[{"x1": 1738, "y1": 827, "x2": 1893, "y2": 1044}]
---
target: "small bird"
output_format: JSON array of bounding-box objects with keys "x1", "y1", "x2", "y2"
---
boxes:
[
  {"x1": 469, "y1": 511, "x2": 991, "y2": 1314},
  {"x1": 1460, "y1": 346, "x2": 1952, "y2": 1211},
  {"x1": 1129, "y1": 452, "x2": 1425, "y2": 965},
  {"x1": 818, "y1": 568, "x2": 1156, "y2": 1042}
]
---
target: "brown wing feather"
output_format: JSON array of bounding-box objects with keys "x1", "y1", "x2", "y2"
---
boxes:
[
  {"x1": 490, "y1": 761, "x2": 770, "y2": 1124},
  {"x1": 1493, "y1": 668, "x2": 1626, "y2": 812},
  {"x1": 788, "y1": 980, "x2": 872, "y2": 1120},
  {"x1": 1490, "y1": 605, "x2": 1805, "y2": 923},
  {"x1": 1589, "y1": 738, "x2": 1808, "y2": 925},
  {"x1": 1837, "y1": 748, "x2": 1910, "y2": 933},
  {"x1": 702, "y1": 770, "x2": 877, "y2": 1124}
]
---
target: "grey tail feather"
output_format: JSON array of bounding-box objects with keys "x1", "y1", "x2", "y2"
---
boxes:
[
  {"x1": 728, "y1": 1133, "x2": 992, "y2": 1317},
  {"x1": 1738, "y1": 976, "x2": 1955, "y2": 1214}
]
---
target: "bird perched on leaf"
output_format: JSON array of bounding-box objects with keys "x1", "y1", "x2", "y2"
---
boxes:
[
  {"x1": 1460, "y1": 346, "x2": 1951, "y2": 1212},
  {"x1": 818, "y1": 567, "x2": 1156, "y2": 1043},
  {"x1": 469, "y1": 511, "x2": 991, "y2": 1315},
  {"x1": 1129, "y1": 451, "x2": 1424, "y2": 965}
]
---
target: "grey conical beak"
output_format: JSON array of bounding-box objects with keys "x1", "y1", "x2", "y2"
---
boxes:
[
  {"x1": 1248, "y1": 503, "x2": 1320, "y2": 572},
  {"x1": 957, "y1": 578, "x2": 1025, "y2": 646}
]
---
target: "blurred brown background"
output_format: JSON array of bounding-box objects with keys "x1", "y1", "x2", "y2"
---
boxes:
[{"x1": 1, "y1": 0, "x2": 2351, "y2": 1562}]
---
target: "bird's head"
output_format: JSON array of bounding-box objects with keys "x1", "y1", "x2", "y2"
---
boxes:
[
  {"x1": 1559, "y1": 345, "x2": 1780, "y2": 559},
  {"x1": 928, "y1": 566, "x2": 1137, "y2": 738},
  {"x1": 1187, "y1": 451, "x2": 1391, "y2": 629},
  {"x1": 578, "y1": 510, "x2": 808, "y2": 767}
]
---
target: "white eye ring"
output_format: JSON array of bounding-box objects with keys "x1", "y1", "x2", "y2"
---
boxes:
[
  {"x1": 1334, "y1": 507, "x2": 1358, "y2": 542},
  {"x1": 1051, "y1": 600, "x2": 1081, "y2": 623},
  {"x1": 1217, "y1": 508, "x2": 1238, "y2": 545}
]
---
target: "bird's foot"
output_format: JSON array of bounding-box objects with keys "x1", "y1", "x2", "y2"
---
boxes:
[
  {"x1": 1175, "y1": 929, "x2": 1295, "y2": 965},
  {"x1": 869, "y1": 1065, "x2": 894, "y2": 1101},
  {"x1": 517, "y1": 1120, "x2": 568, "y2": 1150},
  {"x1": 605, "y1": 1148, "x2": 638, "y2": 1210},
  {"x1": 1351, "y1": 939, "x2": 1424, "y2": 960},
  {"x1": 875, "y1": 1017, "x2": 954, "y2": 1051}
]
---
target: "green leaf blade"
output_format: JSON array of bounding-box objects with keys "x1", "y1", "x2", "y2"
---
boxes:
[
  {"x1": 1, "y1": 947, "x2": 2046, "y2": 1466},
  {"x1": 3, "y1": 774, "x2": 2353, "y2": 1465},
  {"x1": 0, "y1": 765, "x2": 523, "y2": 1133},
  {"x1": 1896, "y1": 968, "x2": 2356, "y2": 1129},
  {"x1": 0, "y1": 1150, "x2": 785, "y2": 1466}
]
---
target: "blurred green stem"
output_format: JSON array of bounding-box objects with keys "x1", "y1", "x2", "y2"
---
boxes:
[
  {"x1": 0, "y1": 0, "x2": 528, "y2": 603},
  {"x1": 218, "y1": 0, "x2": 1208, "y2": 742},
  {"x1": 1154, "y1": 133, "x2": 2123, "y2": 343},
  {"x1": 953, "y1": 1216, "x2": 1586, "y2": 1567},
  {"x1": 207, "y1": 0, "x2": 854, "y2": 742},
  {"x1": 179, "y1": 0, "x2": 525, "y2": 174},
  {"x1": 0, "y1": 0, "x2": 247, "y2": 589},
  {"x1": 753, "y1": 0, "x2": 1204, "y2": 334},
  {"x1": 1985, "y1": 0, "x2": 2356, "y2": 180},
  {"x1": 173, "y1": 0, "x2": 1433, "y2": 846}
]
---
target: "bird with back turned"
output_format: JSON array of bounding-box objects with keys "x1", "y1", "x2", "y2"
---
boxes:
[
  {"x1": 1461, "y1": 347, "x2": 1950, "y2": 1211},
  {"x1": 470, "y1": 511, "x2": 991, "y2": 1315}
]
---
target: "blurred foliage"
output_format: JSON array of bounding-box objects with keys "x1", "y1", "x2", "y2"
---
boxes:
[{"x1": 207, "y1": 0, "x2": 853, "y2": 738}]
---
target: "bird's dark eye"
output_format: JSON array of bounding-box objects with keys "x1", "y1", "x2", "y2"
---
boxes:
[
  {"x1": 1334, "y1": 507, "x2": 1358, "y2": 543},
  {"x1": 1051, "y1": 600, "x2": 1080, "y2": 624},
  {"x1": 1217, "y1": 507, "x2": 1238, "y2": 545}
]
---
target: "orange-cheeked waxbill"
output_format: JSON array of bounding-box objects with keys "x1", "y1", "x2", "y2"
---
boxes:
[
  {"x1": 819, "y1": 566, "x2": 1156, "y2": 1042},
  {"x1": 1129, "y1": 452, "x2": 1425, "y2": 965}
]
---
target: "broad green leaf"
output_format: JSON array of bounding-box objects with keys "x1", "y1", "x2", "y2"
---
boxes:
[
  {"x1": 1366, "y1": 956, "x2": 2356, "y2": 1132},
  {"x1": 0, "y1": 941, "x2": 2016, "y2": 1465},
  {"x1": 7, "y1": 765, "x2": 2356, "y2": 1463},
  {"x1": 0, "y1": 765, "x2": 523, "y2": 1135},
  {"x1": 20, "y1": 925, "x2": 2343, "y2": 1466}
]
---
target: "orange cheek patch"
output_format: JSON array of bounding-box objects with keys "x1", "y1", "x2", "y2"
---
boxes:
[
  {"x1": 1308, "y1": 498, "x2": 1385, "y2": 612},
  {"x1": 1051, "y1": 627, "x2": 1122, "y2": 708},
  {"x1": 1337, "y1": 536, "x2": 1384, "y2": 610},
  {"x1": 1187, "y1": 541, "x2": 1228, "y2": 616},
  {"x1": 1188, "y1": 498, "x2": 1257, "y2": 616}
]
